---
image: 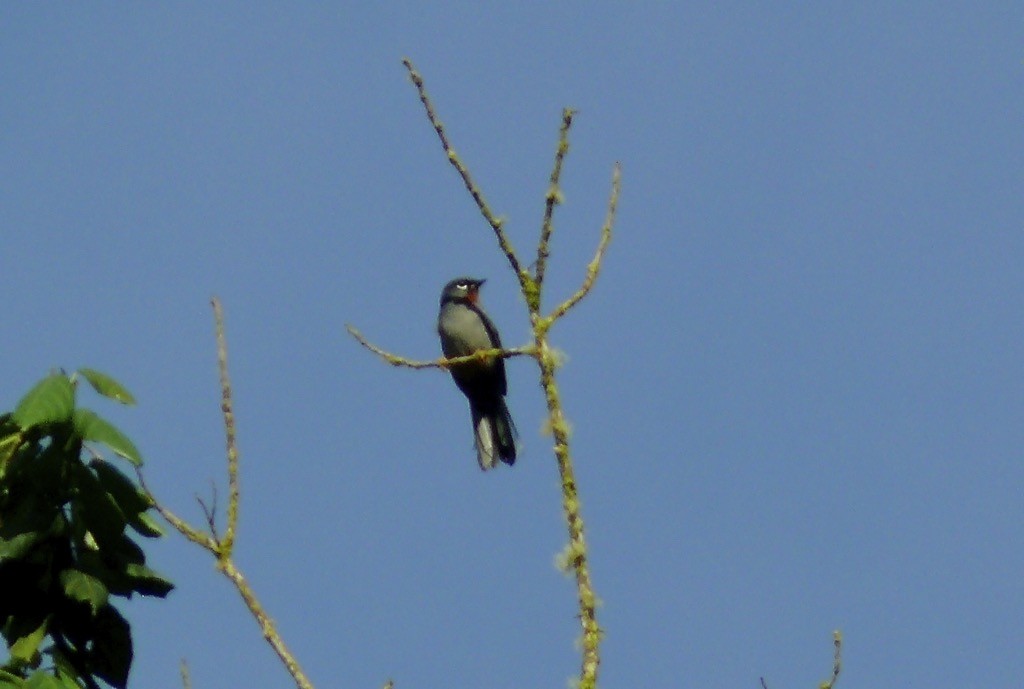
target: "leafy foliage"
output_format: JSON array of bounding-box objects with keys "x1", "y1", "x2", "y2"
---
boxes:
[{"x1": 1, "y1": 371, "x2": 172, "y2": 688}]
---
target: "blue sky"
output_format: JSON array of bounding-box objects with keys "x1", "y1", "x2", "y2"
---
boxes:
[{"x1": 3, "y1": 4, "x2": 1022, "y2": 688}]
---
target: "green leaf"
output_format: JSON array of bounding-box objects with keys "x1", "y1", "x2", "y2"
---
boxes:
[
  {"x1": 69, "y1": 461, "x2": 126, "y2": 550},
  {"x1": 88, "y1": 461, "x2": 148, "y2": 516},
  {"x1": 23, "y1": 672, "x2": 62, "y2": 689},
  {"x1": 50, "y1": 653, "x2": 86, "y2": 689},
  {"x1": 88, "y1": 607, "x2": 132, "y2": 689},
  {"x1": 0, "y1": 489, "x2": 63, "y2": 551},
  {"x1": 12, "y1": 376, "x2": 74, "y2": 430},
  {"x1": 76, "y1": 370, "x2": 136, "y2": 406},
  {"x1": 89, "y1": 460, "x2": 163, "y2": 538},
  {"x1": 59, "y1": 569, "x2": 109, "y2": 615},
  {"x1": 0, "y1": 531, "x2": 42, "y2": 559},
  {"x1": 8, "y1": 616, "x2": 49, "y2": 667},
  {"x1": 0, "y1": 425, "x2": 24, "y2": 480},
  {"x1": 128, "y1": 511, "x2": 164, "y2": 538},
  {"x1": 124, "y1": 563, "x2": 175, "y2": 598},
  {"x1": 71, "y1": 410, "x2": 142, "y2": 467},
  {"x1": 0, "y1": 669, "x2": 24, "y2": 688},
  {"x1": 76, "y1": 535, "x2": 147, "y2": 598},
  {"x1": 54, "y1": 672, "x2": 82, "y2": 689}
]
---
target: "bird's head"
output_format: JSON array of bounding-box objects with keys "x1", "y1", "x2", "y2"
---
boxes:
[{"x1": 440, "y1": 277, "x2": 486, "y2": 305}]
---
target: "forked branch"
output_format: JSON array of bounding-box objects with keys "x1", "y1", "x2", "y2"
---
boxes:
[
  {"x1": 349, "y1": 58, "x2": 621, "y2": 689},
  {"x1": 139, "y1": 299, "x2": 314, "y2": 689}
]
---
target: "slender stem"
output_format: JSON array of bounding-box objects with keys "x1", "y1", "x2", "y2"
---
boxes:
[
  {"x1": 548, "y1": 164, "x2": 621, "y2": 322},
  {"x1": 137, "y1": 470, "x2": 219, "y2": 552},
  {"x1": 140, "y1": 299, "x2": 315, "y2": 689},
  {"x1": 217, "y1": 559, "x2": 315, "y2": 689},
  {"x1": 823, "y1": 631, "x2": 843, "y2": 688},
  {"x1": 534, "y1": 109, "x2": 576, "y2": 302},
  {"x1": 393, "y1": 58, "x2": 621, "y2": 689},
  {"x1": 179, "y1": 659, "x2": 192, "y2": 689},
  {"x1": 346, "y1": 324, "x2": 534, "y2": 369},
  {"x1": 535, "y1": 338, "x2": 601, "y2": 688},
  {"x1": 401, "y1": 58, "x2": 530, "y2": 288},
  {"x1": 212, "y1": 297, "x2": 240, "y2": 558},
  {"x1": 141, "y1": 470, "x2": 314, "y2": 689}
]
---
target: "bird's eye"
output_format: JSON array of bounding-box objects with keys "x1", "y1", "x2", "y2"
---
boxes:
[{"x1": 456, "y1": 282, "x2": 469, "y2": 290}]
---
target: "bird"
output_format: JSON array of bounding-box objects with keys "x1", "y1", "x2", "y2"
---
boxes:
[{"x1": 437, "y1": 277, "x2": 517, "y2": 470}]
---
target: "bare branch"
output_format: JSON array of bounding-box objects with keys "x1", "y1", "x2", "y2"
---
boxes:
[
  {"x1": 179, "y1": 659, "x2": 191, "y2": 689},
  {"x1": 136, "y1": 469, "x2": 220, "y2": 553},
  {"x1": 822, "y1": 631, "x2": 843, "y2": 689},
  {"x1": 386, "y1": 61, "x2": 621, "y2": 689},
  {"x1": 535, "y1": 336, "x2": 602, "y2": 688},
  {"x1": 548, "y1": 163, "x2": 621, "y2": 322},
  {"x1": 211, "y1": 297, "x2": 240, "y2": 558},
  {"x1": 196, "y1": 480, "x2": 220, "y2": 542},
  {"x1": 346, "y1": 324, "x2": 534, "y2": 369},
  {"x1": 401, "y1": 57, "x2": 529, "y2": 286},
  {"x1": 217, "y1": 558, "x2": 314, "y2": 689},
  {"x1": 534, "y1": 108, "x2": 576, "y2": 296},
  {"x1": 143, "y1": 299, "x2": 315, "y2": 689}
]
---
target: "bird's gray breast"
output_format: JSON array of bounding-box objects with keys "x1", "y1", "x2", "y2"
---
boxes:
[{"x1": 438, "y1": 302, "x2": 494, "y2": 357}]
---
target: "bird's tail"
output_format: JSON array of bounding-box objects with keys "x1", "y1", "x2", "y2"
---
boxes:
[{"x1": 471, "y1": 399, "x2": 517, "y2": 470}]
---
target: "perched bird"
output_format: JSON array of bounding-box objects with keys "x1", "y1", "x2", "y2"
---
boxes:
[{"x1": 437, "y1": 277, "x2": 517, "y2": 470}]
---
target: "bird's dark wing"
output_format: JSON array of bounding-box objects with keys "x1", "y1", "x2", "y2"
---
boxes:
[{"x1": 470, "y1": 303, "x2": 508, "y2": 396}]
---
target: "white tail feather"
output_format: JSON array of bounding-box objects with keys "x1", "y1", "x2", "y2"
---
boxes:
[{"x1": 474, "y1": 412, "x2": 498, "y2": 470}]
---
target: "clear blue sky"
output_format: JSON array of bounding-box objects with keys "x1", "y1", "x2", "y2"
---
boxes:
[{"x1": 3, "y1": 4, "x2": 1022, "y2": 688}]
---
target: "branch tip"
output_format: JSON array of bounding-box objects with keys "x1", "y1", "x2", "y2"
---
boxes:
[
  {"x1": 402, "y1": 55, "x2": 527, "y2": 285},
  {"x1": 547, "y1": 163, "x2": 621, "y2": 322},
  {"x1": 347, "y1": 324, "x2": 534, "y2": 369}
]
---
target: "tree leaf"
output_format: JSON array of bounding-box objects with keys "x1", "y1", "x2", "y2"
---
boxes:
[
  {"x1": 88, "y1": 607, "x2": 132, "y2": 689},
  {"x1": 72, "y1": 410, "x2": 142, "y2": 467},
  {"x1": 128, "y1": 511, "x2": 164, "y2": 538},
  {"x1": 89, "y1": 461, "x2": 149, "y2": 516},
  {"x1": 0, "y1": 668, "x2": 26, "y2": 688},
  {"x1": 59, "y1": 569, "x2": 109, "y2": 616},
  {"x1": 12, "y1": 375, "x2": 74, "y2": 429},
  {"x1": 8, "y1": 616, "x2": 49, "y2": 667},
  {"x1": 77, "y1": 534, "x2": 151, "y2": 598},
  {"x1": 124, "y1": 563, "x2": 175, "y2": 598},
  {"x1": 0, "y1": 425, "x2": 25, "y2": 480},
  {"x1": 77, "y1": 369, "x2": 136, "y2": 406},
  {"x1": 69, "y1": 462, "x2": 126, "y2": 549},
  {"x1": 50, "y1": 652, "x2": 86, "y2": 689},
  {"x1": 23, "y1": 671, "x2": 63, "y2": 689},
  {"x1": 90, "y1": 460, "x2": 163, "y2": 538},
  {"x1": 0, "y1": 531, "x2": 41, "y2": 559},
  {"x1": 54, "y1": 672, "x2": 82, "y2": 689}
]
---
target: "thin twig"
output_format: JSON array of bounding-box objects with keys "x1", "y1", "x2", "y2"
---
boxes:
[
  {"x1": 536, "y1": 336, "x2": 601, "y2": 688},
  {"x1": 147, "y1": 483, "x2": 314, "y2": 689},
  {"x1": 345, "y1": 324, "x2": 535, "y2": 368},
  {"x1": 217, "y1": 558, "x2": 314, "y2": 689},
  {"x1": 822, "y1": 630, "x2": 842, "y2": 689},
  {"x1": 140, "y1": 300, "x2": 315, "y2": 689},
  {"x1": 387, "y1": 59, "x2": 621, "y2": 689},
  {"x1": 534, "y1": 108, "x2": 576, "y2": 299},
  {"x1": 401, "y1": 57, "x2": 528, "y2": 286},
  {"x1": 136, "y1": 469, "x2": 219, "y2": 552},
  {"x1": 548, "y1": 163, "x2": 621, "y2": 322},
  {"x1": 196, "y1": 481, "x2": 220, "y2": 542},
  {"x1": 179, "y1": 659, "x2": 192, "y2": 689},
  {"x1": 211, "y1": 297, "x2": 240, "y2": 558}
]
